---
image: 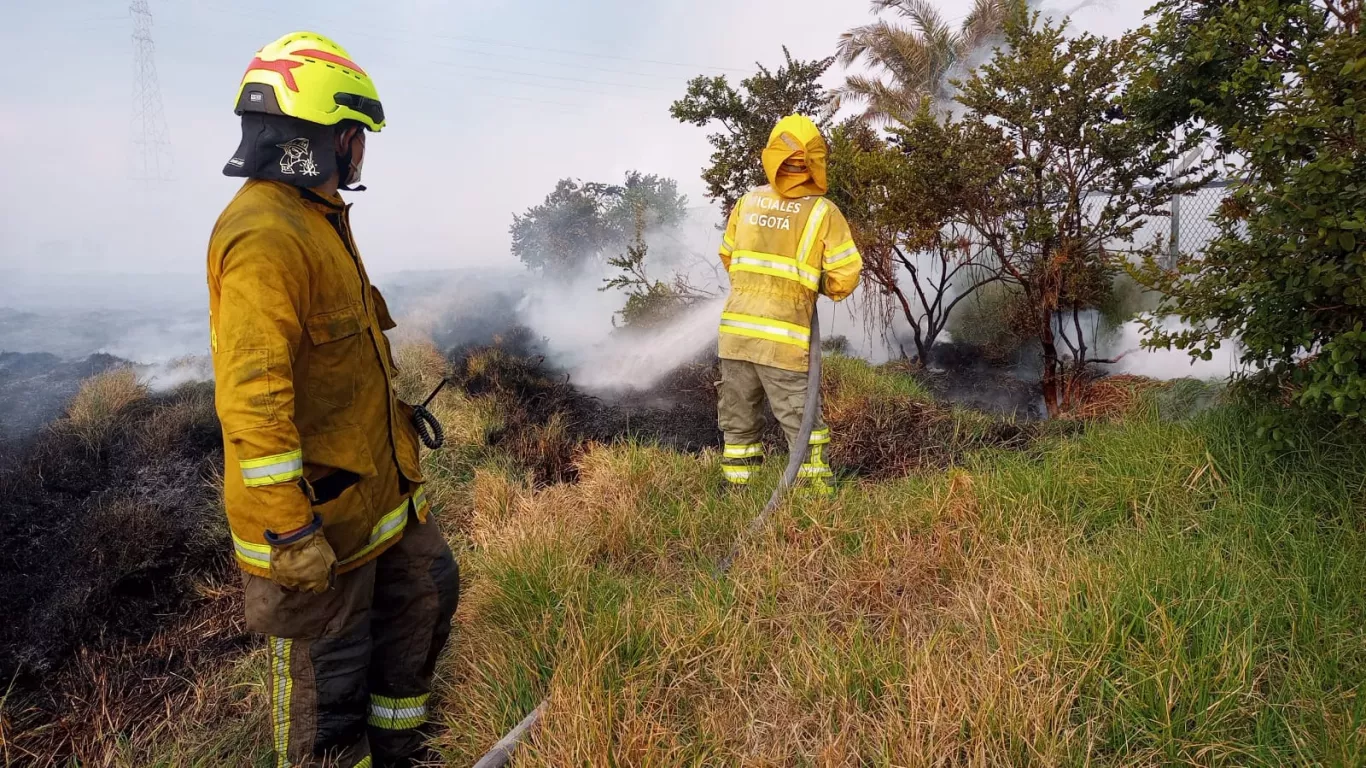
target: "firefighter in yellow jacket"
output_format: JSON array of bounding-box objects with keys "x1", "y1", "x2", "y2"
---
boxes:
[
  {"x1": 207, "y1": 32, "x2": 457, "y2": 768},
  {"x1": 717, "y1": 115, "x2": 863, "y2": 494}
]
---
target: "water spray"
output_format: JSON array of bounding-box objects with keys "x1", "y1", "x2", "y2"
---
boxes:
[{"x1": 472, "y1": 306, "x2": 825, "y2": 768}]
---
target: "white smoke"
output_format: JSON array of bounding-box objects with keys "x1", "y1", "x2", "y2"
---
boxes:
[
  {"x1": 135, "y1": 356, "x2": 215, "y2": 393},
  {"x1": 1108, "y1": 318, "x2": 1244, "y2": 380},
  {"x1": 1047, "y1": 309, "x2": 1243, "y2": 381},
  {"x1": 566, "y1": 298, "x2": 726, "y2": 392}
]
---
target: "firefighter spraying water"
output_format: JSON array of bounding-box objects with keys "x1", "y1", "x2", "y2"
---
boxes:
[{"x1": 473, "y1": 113, "x2": 863, "y2": 768}]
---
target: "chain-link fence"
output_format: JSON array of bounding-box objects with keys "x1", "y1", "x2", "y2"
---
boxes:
[
  {"x1": 1151, "y1": 180, "x2": 1231, "y2": 269},
  {"x1": 1081, "y1": 178, "x2": 1233, "y2": 267}
]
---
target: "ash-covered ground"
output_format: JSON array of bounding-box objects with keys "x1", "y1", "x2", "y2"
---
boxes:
[
  {"x1": 914, "y1": 342, "x2": 1048, "y2": 420},
  {"x1": 0, "y1": 352, "x2": 126, "y2": 446}
]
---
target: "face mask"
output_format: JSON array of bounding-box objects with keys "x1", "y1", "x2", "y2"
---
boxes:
[
  {"x1": 345, "y1": 152, "x2": 364, "y2": 186},
  {"x1": 338, "y1": 130, "x2": 367, "y2": 191}
]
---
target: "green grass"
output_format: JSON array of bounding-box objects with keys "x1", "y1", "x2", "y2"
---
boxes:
[
  {"x1": 823, "y1": 354, "x2": 935, "y2": 401},
  {"x1": 125, "y1": 356, "x2": 1366, "y2": 767}
]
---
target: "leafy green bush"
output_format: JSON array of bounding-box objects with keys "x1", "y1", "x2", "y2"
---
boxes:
[{"x1": 1133, "y1": 0, "x2": 1366, "y2": 426}]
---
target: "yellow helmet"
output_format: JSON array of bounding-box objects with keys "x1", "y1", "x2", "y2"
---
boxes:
[{"x1": 235, "y1": 32, "x2": 385, "y2": 132}]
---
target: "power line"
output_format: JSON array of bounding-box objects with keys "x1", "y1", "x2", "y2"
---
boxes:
[
  {"x1": 426, "y1": 32, "x2": 752, "y2": 73},
  {"x1": 130, "y1": 0, "x2": 173, "y2": 181},
  {"x1": 187, "y1": 5, "x2": 683, "y2": 98},
  {"x1": 186, "y1": 2, "x2": 751, "y2": 76}
]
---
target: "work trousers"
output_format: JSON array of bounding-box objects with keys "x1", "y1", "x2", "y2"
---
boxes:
[
  {"x1": 716, "y1": 358, "x2": 833, "y2": 490},
  {"x1": 244, "y1": 506, "x2": 460, "y2": 768}
]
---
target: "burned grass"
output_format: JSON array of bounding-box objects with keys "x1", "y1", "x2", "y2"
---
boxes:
[
  {"x1": 820, "y1": 357, "x2": 1049, "y2": 481},
  {"x1": 448, "y1": 329, "x2": 720, "y2": 485},
  {"x1": 447, "y1": 333, "x2": 1051, "y2": 487},
  {"x1": 1058, "y1": 372, "x2": 1166, "y2": 421},
  {"x1": 0, "y1": 373, "x2": 235, "y2": 763},
  {"x1": 0, "y1": 351, "x2": 126, "y2": 448}
]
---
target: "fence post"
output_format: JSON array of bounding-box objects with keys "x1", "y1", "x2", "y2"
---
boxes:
[{"x1": 1168, "y1": 192, "x2": 1182, "y2": 270}]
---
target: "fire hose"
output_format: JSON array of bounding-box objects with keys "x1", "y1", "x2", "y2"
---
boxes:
[{"x1": 471, "y1": 309, "x2": 823, "y2": 768}]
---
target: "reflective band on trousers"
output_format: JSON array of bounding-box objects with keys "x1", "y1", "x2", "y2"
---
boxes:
[
  {"x1": 230, "y1": 487, "x2": 424, "y2": 570},
  {"x1": 723, "y1": 466, "x2": 753, "y2": 483},
  {"x1": 269, "y1": 637, "x2": 294, "y2": 768},
  {"x1": 723, "y1": 443, "x2": 763, "y2": 459},
  {"x1": 809, "y1": 428, "x2": 831, "y2": 446},
  {"x1": 240, "y1": 450, "x2": 303, "y2": 488},
  {"x1": 719, "y1": 313, "x2": 811, "y2": 349},
  {"x1": 802, "y1": 444, "x2": 832, "y2": 478},
  {"x1": 368, "y1": 693, "x2": 429, "y2": 730}
]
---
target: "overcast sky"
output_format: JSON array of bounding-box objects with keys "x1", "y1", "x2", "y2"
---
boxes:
[{"x1": 2, "y1": 0, "x2": 1147, "y2": 277}]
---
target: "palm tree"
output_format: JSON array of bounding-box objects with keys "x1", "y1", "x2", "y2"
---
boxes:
[{"x1": 835, "y1": 0, "x2": 1022, "y2": 123}]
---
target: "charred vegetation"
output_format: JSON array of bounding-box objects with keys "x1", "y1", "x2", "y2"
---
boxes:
[{"x1": 0, "y1": 374, "x2": 234, "y2": 762}]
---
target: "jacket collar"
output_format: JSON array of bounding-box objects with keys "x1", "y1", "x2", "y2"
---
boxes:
[{"x1": 298, "y1": 186, "x2": 347, "y2": 212}]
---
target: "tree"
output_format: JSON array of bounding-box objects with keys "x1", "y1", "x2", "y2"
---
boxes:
[
  {"x1": 670, "y1": 49, "x2": 834, "y2": 214},
  {"x1": 835, "y1": 0, "x2": 1021, "y2": 123},
  {"x1": 602, "y1": 205, "x2": 715, "y2": 328},
  {"x1": 510, "y1": 172, "x2": 688, "y2": 273},
  {"x1": 955, "y1": 11, "x2": 1195, "y2": 416},
  {"x1": 1130, "y1": 0, "x2": 1366, "y2": 424},
  {"x1": 825, "y1": 110, "x2": 1009, "y2": 361}
]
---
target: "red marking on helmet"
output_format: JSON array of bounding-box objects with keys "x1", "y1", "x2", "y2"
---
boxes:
[
  {"x1": 245, "y1": 57, "x2": 304, "y2": 91},
  {"x1": 294, "y1": 48, "x2": 366, "y2": 75}
]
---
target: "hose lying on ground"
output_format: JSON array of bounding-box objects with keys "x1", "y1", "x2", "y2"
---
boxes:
[{"x1": 471, "y1": 310, "x2": 823, "y2": 768}]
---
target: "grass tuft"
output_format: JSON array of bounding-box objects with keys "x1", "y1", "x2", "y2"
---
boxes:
[{"x1": 63, "y1": 367, "x2": 148, "y2": 448}]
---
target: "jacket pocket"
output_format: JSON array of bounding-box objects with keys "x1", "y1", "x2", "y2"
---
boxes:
[
  {"x1": 305, "y1": 306, "x2": 365, "y2": 408},
  {"x1": 301, "y1": 424, "x2": 379, "y2": 509},
  {"x1": 301, "y1": 424, "x2": 378, "y2": 478}
]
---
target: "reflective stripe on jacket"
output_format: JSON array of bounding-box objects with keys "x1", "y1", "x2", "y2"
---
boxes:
[{"x1": 207, "y1": 179, "x2": 427, "y2": 578}]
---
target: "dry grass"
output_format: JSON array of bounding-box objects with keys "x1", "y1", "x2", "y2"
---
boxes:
[
  {"x1": 432, "y1": 446, "x2": 1093, "y2": 765},
  {"x1": 63, "y1": 367, "x2": 148, "y2": 448},
  {"x1": 427, "y1": 374, "x2": 1366, "y2": 765},
  {"x1": 393, "y1": 339, "x2": 452, "y2": 405},
  {"x1": 1059, "y1": 373, "x2": 1164, "y2": 421}
]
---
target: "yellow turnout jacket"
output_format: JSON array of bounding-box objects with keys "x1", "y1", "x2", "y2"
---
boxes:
[
  {"x1": 719, "y1": 115, "x2": 863, "y2": 372},
  {"x1": 207, "y1": 179, "x2": 428, "y2": 578}
]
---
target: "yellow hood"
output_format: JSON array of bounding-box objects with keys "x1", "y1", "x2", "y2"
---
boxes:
[{"x1": 762, "y1": 114, "x2": 828, "y2": 198}]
